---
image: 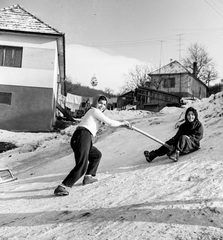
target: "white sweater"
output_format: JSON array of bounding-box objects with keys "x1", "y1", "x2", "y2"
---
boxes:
[{"x1": 78, "y1": 108, "x2": 123, "y2": 137}]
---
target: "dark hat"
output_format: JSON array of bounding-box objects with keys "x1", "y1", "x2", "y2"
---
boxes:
[{"x1": 91, "y1": 94, "x2": 108, "y2": 109}]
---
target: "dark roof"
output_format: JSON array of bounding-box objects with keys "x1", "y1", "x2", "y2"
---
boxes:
[
  {"x1": 0, "y1": 4, "x2": 62, "y2": 35},
  {"x1": 137, "y1": 86, "x2": 181, "y2": 99},
  {"x1": 149, "y1": 60, "x2": 189, "y2": 75},
  {"x1": 118, "y1": 90, "x2": 134, "y2": 97}
]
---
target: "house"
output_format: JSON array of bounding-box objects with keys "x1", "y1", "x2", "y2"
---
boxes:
[
  {"x1": 106, "y1": 97, "x2": 117, "y2": 110},
  {"x1": 148, "y1": 60, "x2": 208, "y2": 99},
  {"x1": 135, "y1": 87, "x2": 181, "y2": 112},
  {"x1": 0, "y1": 5, "x2": 66, "y2": 131},
  {"x1": 117, "y1": 91, "x2": 136, "y2": 109},
  {"x1": 117, "y1": 88, "x2": 180, "y2": 112},
  {"x1": 118, "y1": 61, "x2": 208, "y2": 112}
]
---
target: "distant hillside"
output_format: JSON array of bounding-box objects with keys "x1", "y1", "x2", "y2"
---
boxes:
[{"x1": 65, "y1": 80, "x2": 115, "y2": 97}]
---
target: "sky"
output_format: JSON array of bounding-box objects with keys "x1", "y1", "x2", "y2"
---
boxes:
[{"x1": 1, "y1": 0, "x2": 223, "y2": 93}]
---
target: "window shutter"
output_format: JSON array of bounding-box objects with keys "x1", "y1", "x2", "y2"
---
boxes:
[
  {"x1": 4, "y1": 48, "x2": 13, "y2": 67},
  {"x1": 14, "y1": 48, "x2": 22, "y2": 67},
  {"x1": 0, "y1": 47, "x2": 3, "y2": 66}
]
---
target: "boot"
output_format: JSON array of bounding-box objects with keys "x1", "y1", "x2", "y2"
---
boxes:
[
  {"x1": 83, "y1": 175, "x2": 98, "y2": 185},
  {"x1": 168, "y1": 150, "x2": 180, "y2": 162},
  {"x1": 144, "y1": 150, "x2": 156, "y2": 162},
  {"x1": 54, "y1": 185, "x2": 69, "y2": 196}
]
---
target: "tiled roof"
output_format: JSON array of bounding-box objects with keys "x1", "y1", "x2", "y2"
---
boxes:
[
  {"x1": 150, "y1": 60, "x2": 189, "y2": 75},
  {"x1": 0, "y1": 4, "x2": 62, "y2": 35}
]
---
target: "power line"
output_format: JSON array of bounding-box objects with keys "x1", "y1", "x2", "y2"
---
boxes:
[
  {"x1": 91, "y1": 36, "x2": 175, "y2": 48},
  {"x1": 209, "y1": 0, "x2": 223, "y2": 12},
  {"x1": 217, "y1": 0, "x2": 223, "y2": 7},
  {"x1": 89, "y1": 28, "x2": 223, "y2": 48},
  {"x1": 204, "y1": 0, "x2": 223, "y2": 19}
]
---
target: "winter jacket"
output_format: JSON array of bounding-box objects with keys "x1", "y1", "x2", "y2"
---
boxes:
[{"x1": 166, "y1": 107, "x2": 203, "y2": 149}]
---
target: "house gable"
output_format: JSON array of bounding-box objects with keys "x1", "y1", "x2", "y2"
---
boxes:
[
  {"x1": 0, "y1": 4, "x2": 60, "y2": 34},
  {"x1": 150, "y1": 60, "x2": 189, "y2": 75}
]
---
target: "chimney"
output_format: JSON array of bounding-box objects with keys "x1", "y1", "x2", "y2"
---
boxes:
[{"x1": 193, "y1": 62, "x2": 197, "y2": 76}]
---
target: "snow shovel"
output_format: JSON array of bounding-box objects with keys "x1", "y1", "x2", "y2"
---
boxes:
[
  {"x1": 0, "y1": 168, "x2": 17, "y2": 184},
  {"x1": 130, "y1": 125, "x2": 172, "y2": 150}
]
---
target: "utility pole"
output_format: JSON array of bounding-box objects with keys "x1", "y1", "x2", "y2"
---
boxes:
[
  {"x1": 176, "y1": 34, "x2": 183, "y2": 62},
  {"x1": 158, "y1": 40, "x2": 163, "y2": 86},
  {"x1": 159, "y1": 40, "x2": 163, "y2": 69}
]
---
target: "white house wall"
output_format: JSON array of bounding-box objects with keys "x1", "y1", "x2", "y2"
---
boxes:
[
  {"x1": 0, "y1": 33, "x2": 59, "y2": 131},
  {"x1": 0, "y1": 68, "x2": 54, "y2": 88}
]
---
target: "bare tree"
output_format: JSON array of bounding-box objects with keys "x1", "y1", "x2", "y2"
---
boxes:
[
  {"x1": 104, "y1": 88, "x2": 114, "y2": 98},
  {"x1": 182, "y1": 43, "x2": 218, "y2": 85},
  {"x1": 199, "y1": 62, "x2": 218, "y2": 86},
  {"x1": 150, "y1": 75, "x2": 165, "y2": 90},
  {"x1": 122, "y1": 64, "x2": 152, "y2": 92}
]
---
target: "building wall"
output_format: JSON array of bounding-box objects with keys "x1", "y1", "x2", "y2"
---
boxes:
[
  {"x1": 151, "y1": 73, "x2": 207, "y2": 99},
  {"x1": 0, "y1": 85, "x2": 54, "y2": 131},
  {"x1": 188, "y1": 77, "x2": 207, "y2": 99},
  {"x1": 0, "y1": 33, "x2": 59, "y2": 131}
]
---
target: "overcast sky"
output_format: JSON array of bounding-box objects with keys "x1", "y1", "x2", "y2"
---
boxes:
[{"x1": 1, "y1": 0, "x2": 223, "y2": 93}]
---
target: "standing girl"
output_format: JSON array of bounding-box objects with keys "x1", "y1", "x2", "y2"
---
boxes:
[{"x1": 54, "y1": 95, "x2": 130, "y2": 196}]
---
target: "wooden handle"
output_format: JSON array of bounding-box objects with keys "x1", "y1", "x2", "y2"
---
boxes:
[{"x1": 131, "y1": 125, "x2": 172, "y2": 150}]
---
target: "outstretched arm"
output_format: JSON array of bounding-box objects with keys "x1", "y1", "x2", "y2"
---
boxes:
[{"x1": 95, "y1": 109, "x2": 130, "y2": 128}]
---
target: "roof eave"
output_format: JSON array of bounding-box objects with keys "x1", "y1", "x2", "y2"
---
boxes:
[
  {"x1": 137, "y1": 86, "x2": 181, "y2": 98},
  {"x1": 149, "y1": 72, "x2": 188, "y2": 76},
  {"x1": 0, "y1": 28, "x2": 64, "y2": 37}
]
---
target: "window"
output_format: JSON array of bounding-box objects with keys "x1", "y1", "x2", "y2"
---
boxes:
[
  {"x1": 163, "y1": 77, "x2": 175, "y2": 88},
  {"x1": 0, "y1": 46, "x2": 23, "y2": 68},
  {"x1": 0, "y1": 92, "x2": 12, "y2": 105}
]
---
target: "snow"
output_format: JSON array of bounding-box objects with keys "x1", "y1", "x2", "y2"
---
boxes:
[{"x1": 0, "y1": 91, "x2": 223, "y2": 239}]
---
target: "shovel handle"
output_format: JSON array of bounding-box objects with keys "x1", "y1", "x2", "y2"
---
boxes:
[{"x1": 130, "y1": 125, "x2": 172, "y2": 150}]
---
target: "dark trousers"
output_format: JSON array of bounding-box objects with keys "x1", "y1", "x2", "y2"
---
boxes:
[
  {"x1": 62, "y1": 128, "x2": 102, "y2": 188},
  {"x1": 155, "y1": 135, "x2": 198, "y2": 157}
]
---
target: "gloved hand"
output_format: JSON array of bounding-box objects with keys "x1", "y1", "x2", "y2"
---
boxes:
[
  {"x1": 122, "y1": 121, "x2": 132, "y2": 129},
  {"x1": 164, "y1": 143, "x2": 174, "y2": 152}
]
